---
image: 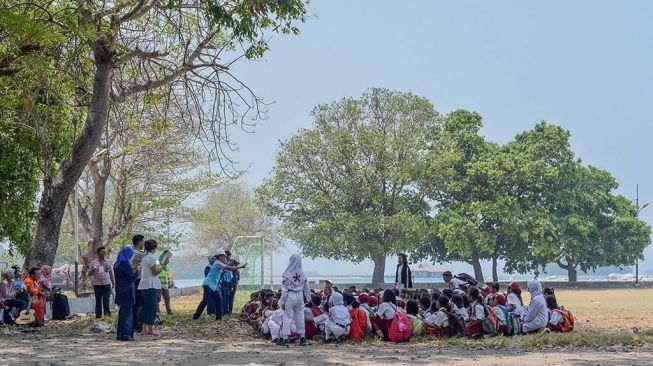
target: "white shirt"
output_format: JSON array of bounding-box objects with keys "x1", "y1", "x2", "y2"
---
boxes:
[
  {"x1": 329, "y1": 305, "x2": 352, "y2": 325},
  {"x1": 470, "y1": 301, "x2": 485, "y2": 321},
  {"x1": 425, "y1": 309, "x2": 449, "y2": 328},
  {"x1": 507, "y1": 293, "x2": 524, "y2": 317},
  {"x1": 454, "y1": 305, "x2": 469, "y2": 321},
  {"x1": 549, "y1": 309, "x2": 564, "y2": 325},
  {"x1": 137, "y1": 252, "x2": 162, "y2": 290},
  {"x1": 376, "y1": 302, "x2": 397, "y2": 320},
  {"x1": 494, "y1": 306, "x2": 507, "y2": 326}
]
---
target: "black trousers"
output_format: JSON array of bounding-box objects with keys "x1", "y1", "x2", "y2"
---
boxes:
[
  {"x1": 133, "y1": 279, "x2": 143, "y2": 332},
  {"x1": 193, "y1": 285, "x2": 222, "y2": 320},
  {"x1": 93, "y1": 285, "x2": 112, "y2": 318}
]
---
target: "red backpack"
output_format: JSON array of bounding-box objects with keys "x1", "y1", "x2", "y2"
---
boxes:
[
  {"x1": 553, "y1": 309, "x2": 575, "y2": 332},
  {"x1": 388, "y1": 307, "x2": 412, "y2": 342},
  {"x1": 348, "y1": 308, "x2": 368, "y2": 340}
]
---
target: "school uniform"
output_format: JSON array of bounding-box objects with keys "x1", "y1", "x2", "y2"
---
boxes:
[
  {"x1": 424, "y1": 308, "x2": 449, "y2": 337},
  {"x1": 547, "y1": 309, "x2": 565, "y2": 332},
  {"x1": 324, "y1": 294, "x2": 351, "y2": 340},
  {"x1": 506, "y1": 293, "x2": 524, "y2": 317},
  {"x1": 371, "y1": 302, "x2": 396, "y2": 339},
  {"x1": 279, "y1": 254, "x2": 311, "y2": 341},
  {"x1": 466, "y1": 300, "x2": 485, "y2": 337},
  {"x1": 304, "y1": 306, "x2": 324, "y2": 339}
]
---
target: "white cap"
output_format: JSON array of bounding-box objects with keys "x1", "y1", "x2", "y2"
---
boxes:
[{"x1": 215, "y1": 250, "x2": 226, "y2": 257}]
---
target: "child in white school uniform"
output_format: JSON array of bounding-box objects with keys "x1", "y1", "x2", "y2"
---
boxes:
[
  {"x1": 263, "y1": 308, "x2": 285, "y2": 342},
  {"x1": 278, "y1": 254, "x2": 311, "y2": 346},
  {"x1": 323, "y1": 292, "x2": 352, "y2": 343}
]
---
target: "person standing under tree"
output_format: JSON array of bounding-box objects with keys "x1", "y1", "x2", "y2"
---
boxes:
[
  {"x1": 157, "y1": 251, "x2": 173, "y2": 316},
  {"x1": 114, "y1": 246, "x2": 140, "y2": 341},
  {"x1": 395, "y1": 253, "x2": 413, "y2": 290},
  {"x1": 193, "y1": 250, "x2": 246, "y2": 320},
  {"x1": 278, "y1": 254, "x2": 311, "y2": 346},
  {"x1": 138, "y1": 240, "x2": 163, "y2": 336},
  {"x1": 130, "y1": 235, "x2": 145, "y2": 333},
  {"x1": 88, "y1": 246, "x2": 115, "y2": 318}
]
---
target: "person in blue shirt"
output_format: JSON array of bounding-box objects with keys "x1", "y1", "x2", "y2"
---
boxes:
[{"x1": 193, "y1": 250, "x2": 245, "y2": 320}]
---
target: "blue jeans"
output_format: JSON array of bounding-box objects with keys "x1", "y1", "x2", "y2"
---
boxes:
[{"x1": 116, "y1": 306, "x2": 133, "y2": 340}]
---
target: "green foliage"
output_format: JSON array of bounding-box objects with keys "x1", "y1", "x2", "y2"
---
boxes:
[
  {"x1": 191, "y1": 182, "x2": 280, "y2": 259},
  {"x1": 257, "y1": 88, "x2": 440, "y2": 272}
]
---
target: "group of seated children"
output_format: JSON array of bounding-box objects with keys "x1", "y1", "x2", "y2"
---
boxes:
[{"x1": 240, "y1": 278, "x2": 574, "y2": 343}]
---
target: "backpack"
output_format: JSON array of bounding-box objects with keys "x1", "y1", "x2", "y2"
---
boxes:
[
  {"x1": 495, "y1": 305, "x2": 509, "y2": 326},
  {"x1": 504, "y1": 312, "x2": 522, "y2": 336},
  {"x1": 388, "y1": 308, "x2": 412, "y2": 342},
  {"x1": 446, "y1": 310, "x2": 466, "y2": 337},
  {"x1": 454, "y1": 273, "x2": 478, "y2": 287},
  {"x1": 348, "y1": 308, "x2": 368, "y2": 340},
  {"x1": 553, "y1": 309, "x2": 575, "y2": 333},
  {"x1": 474, "y1": 302, "x2": 496, "y2": 335}
]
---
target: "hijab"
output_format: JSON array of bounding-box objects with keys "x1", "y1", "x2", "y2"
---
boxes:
[
  {"x1": 329, "y1": 291, "x2": 344, "y2": 306},
  {"x1": 114, "y1": 246, "x2": 135, "y2": 269},
  {"x1": 527, "y1": 280, "x2": 543, "y2": 298},
  {"x1": 282, "y1": 254, "x2": 307, "y2": 286},
  {"x1": 39, "y1": 265, "x2": 51, "y2": 289}
]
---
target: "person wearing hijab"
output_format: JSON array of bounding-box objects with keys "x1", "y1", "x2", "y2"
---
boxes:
[
  {"x1": 278, "y1": 254, "x2": 311, "y2": 346},
  {"x1": 322, "y1": 291, "x2": 352, "y2": 342},
  {"x1": 39, "y1": 265, "x2": 52, "y2": 292},
  {"x1": 395, "y1": 253, "x2": 413, "y2": 290},
  {"x1": 114, "y1": 246, "x2": 139, "y2": 341},
  {"x1": 522, "y1": 280, "x2": 548, "y2": 333}
]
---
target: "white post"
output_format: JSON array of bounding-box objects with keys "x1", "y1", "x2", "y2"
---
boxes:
[
  {"x1": 270, "y1": 247, "x2": 274, "y2": 289},
  {"x1": 260, "y1": 237, "x2": 264, "y2": 290}
]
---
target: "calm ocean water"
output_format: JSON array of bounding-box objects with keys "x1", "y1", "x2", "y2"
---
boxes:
[{"x1": 172, "y1": 274, "x2": 648, "y2": 288}]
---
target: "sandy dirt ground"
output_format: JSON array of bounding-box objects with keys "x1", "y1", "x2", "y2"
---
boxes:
[{"x1": 1, "y1": 288, "x2": 652, "y2": 365}]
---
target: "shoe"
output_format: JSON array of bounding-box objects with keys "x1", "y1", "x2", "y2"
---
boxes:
[
  {"x1": 299, "y1": 337, "x2": 307, "y2": 346},
  {"x1": 277, "y1": 338, "x2": 289, "y2": 346},
  {"x1": 118, "y1": 337, "x2": 135, "y2": 341}
]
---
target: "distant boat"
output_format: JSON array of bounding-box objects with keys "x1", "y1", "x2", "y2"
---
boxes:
[{"x1": 410, "y1": 263, "x2": 448, "y2": 279}]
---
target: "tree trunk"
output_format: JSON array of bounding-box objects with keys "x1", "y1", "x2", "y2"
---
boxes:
[
  {"x1": 470, "y1": 250, "x2": 484, "y2": 282},
  {"x1": 371, "y1": 254, "x2": 386, "y2": 284},
  {"x1": 492, "y1": 256, "x2": 499, "y2": 283},
  {"x1": 567, "y1": 265, "x2": 578, "y2": 282},
  {"x1": 557, "y1": 259, "x2": 578, "y2": 282},
  {"x1": 24, "y1": 57, "x2": 114, "y2": 269}
]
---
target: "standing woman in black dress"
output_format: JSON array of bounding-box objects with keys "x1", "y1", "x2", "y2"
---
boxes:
[{"x1": 395, "y1": 253, "x2": 413, "y2": 290}]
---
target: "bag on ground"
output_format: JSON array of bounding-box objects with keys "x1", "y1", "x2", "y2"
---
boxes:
[{"x1": 388, "y1": 311, "x2": 412, "y2": 342}]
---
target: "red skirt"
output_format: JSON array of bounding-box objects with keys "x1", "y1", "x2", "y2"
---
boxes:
[
  {"x1": 32, "y1": 302, "x2": 45, "y2": 327},
  {"x1": 466, "y1": 323, "x2": 482, "y2": 338},
  {"x1": 547, "y1": 323, "x2": 563, "y2": 332},
  {"x1": 424, "y1": 326, "x2": 449, "y2": 337},
  {"x1": 372, "y1": 316, "x2": 393, "y2": 339},
  {"x1": 305, "y1": 319, "x2": 321, "y2": 339}
]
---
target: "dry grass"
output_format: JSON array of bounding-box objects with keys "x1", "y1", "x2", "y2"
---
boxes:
[
  {"x1": 161, "y1": 288, "x2": 653, "y2": 349},
  {"x1": 518, "y1": 288, "x2": 653, "y2": 331}
]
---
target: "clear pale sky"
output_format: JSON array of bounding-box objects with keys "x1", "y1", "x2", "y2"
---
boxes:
[{"x1": 216, "y1": 1, "x2": 653, "y2": 276}]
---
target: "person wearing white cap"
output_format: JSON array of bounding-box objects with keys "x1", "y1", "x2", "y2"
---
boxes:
[
  {"x1": 193, "y1": 250, "x2": 246, "y2": 320},
  {"x1": 278, "y1": 254, "x2": 311, "y2": 346}
]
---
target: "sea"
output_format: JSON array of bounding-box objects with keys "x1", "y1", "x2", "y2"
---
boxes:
[{"x1": 172, "y1": 274, "x2": 652, "y2": 288}]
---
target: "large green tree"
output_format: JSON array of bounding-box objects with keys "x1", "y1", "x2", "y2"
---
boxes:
[
  {"x1": 1, "y1": 0, "x2": 307, "y2": 269},
  {"x1": 257, "y1": 88, "x2": 440, "y2": 283}
]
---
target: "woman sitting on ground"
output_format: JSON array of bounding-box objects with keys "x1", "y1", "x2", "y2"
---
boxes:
[
  {"x1": 522, "y1": 281, "x2": 548, "y2": 334},
  {"x1": 1, "y1": 270, "x2": 28, "y2": 320}
]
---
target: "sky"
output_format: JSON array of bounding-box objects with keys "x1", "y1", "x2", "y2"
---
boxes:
[{"x1": 207, "y1": 1, "x2": 653, "y2": 276}]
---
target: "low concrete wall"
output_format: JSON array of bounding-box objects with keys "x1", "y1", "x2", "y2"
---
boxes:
[
  {"x1": 312, "y1": 281, "x2": 653, "y2": 290},
  {"x1": 45, "y1": 286, "x2": 202, "y2": 317}
]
